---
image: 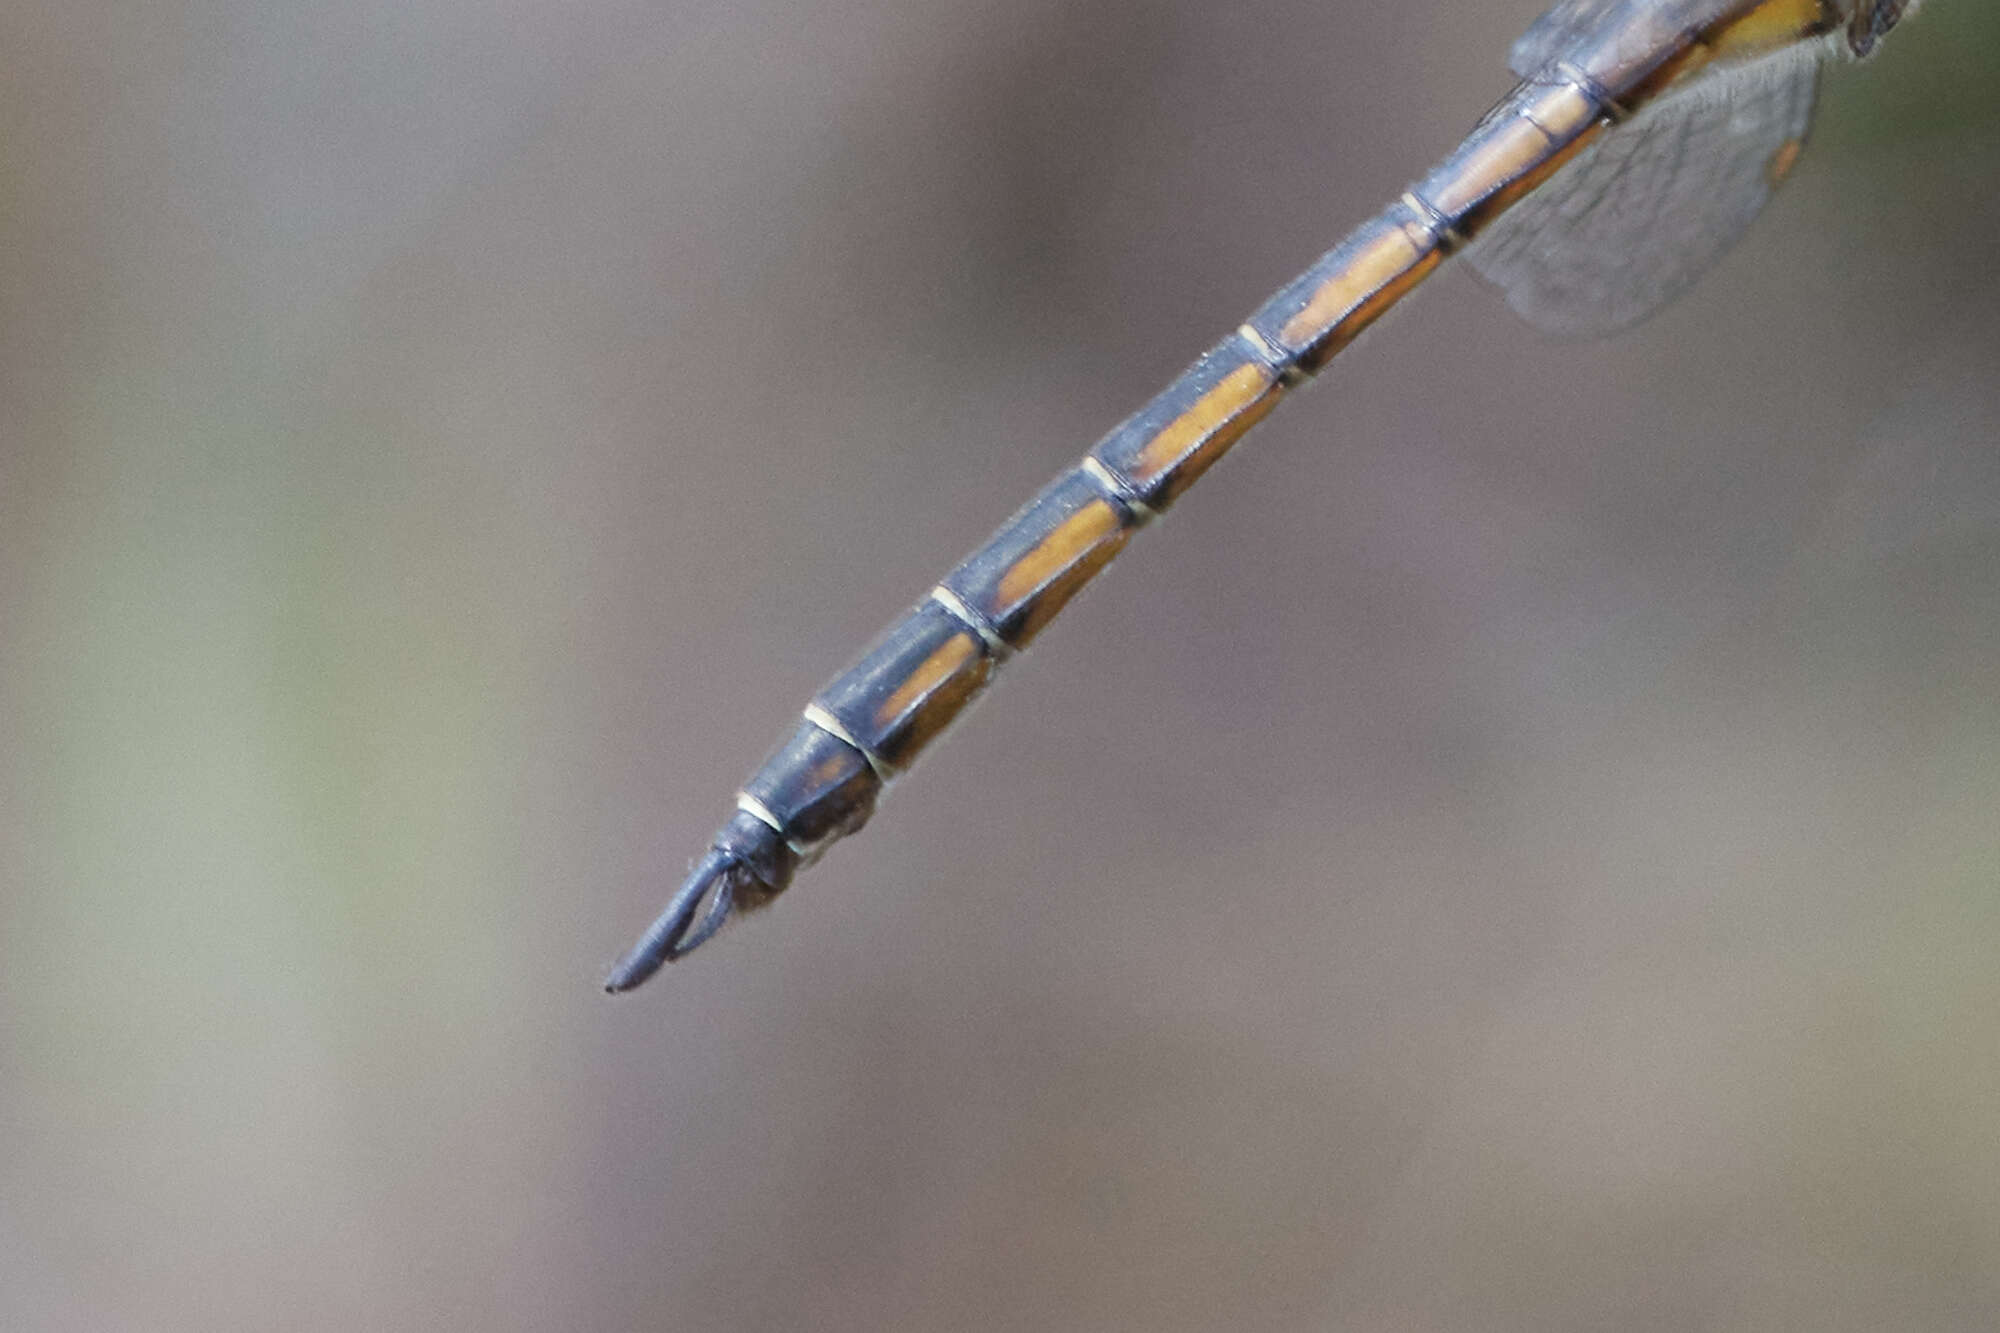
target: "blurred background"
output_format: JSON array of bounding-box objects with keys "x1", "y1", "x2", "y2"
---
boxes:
[{"x1": 5, "y1": 2, "x2": 1999, "y2": 1328}]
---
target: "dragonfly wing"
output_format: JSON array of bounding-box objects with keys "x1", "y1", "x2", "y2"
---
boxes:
[{"x1": 1467, "y1": 42, "x2": 1824, "y2": 338}]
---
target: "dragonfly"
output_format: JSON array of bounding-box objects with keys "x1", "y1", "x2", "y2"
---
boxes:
[{"x1": 605, "y1": 0, "x2": 1921, "y2": 993}]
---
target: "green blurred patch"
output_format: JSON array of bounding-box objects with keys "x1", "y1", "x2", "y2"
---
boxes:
[{"x1": 1819, "y1": 2, "x2": 2000, "y2": 145}]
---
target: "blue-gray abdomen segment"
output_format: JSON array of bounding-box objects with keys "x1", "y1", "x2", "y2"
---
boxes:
[
  {"x1": 721, "y1": 452, "x2": 1160, "y2": 892},
  {"x1": 740, "y1": 716, "x2": 876, "y2": 851}
]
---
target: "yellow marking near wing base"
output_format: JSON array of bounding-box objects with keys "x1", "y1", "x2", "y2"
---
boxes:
[
  {"x1": 1639, "y1": 0, "x2": 1834, "y2": 102},
  {"x1": 1712, "y1": 0, "x2": 1837, "y2": 57}
]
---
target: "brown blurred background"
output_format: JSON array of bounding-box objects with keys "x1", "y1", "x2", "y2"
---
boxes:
[{"x1": 5, "y1": 2, "x2": 2000, "y2": 1329}]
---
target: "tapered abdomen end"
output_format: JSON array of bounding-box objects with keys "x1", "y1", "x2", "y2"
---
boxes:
[
  {"x1": 603, "y1": 812, "x2": 799, "y2": 993},
  {"x1": 602, "y1": 850, "x2": 740, "y2": 992}
]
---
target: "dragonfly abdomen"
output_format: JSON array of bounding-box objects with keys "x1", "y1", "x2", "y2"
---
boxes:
[
  {"x1": 604, "y1": 20, "x2": 1743, "y2": 991},
  {"x1": 734, "y1": 330, "x2": 1303, "y2": 878}
]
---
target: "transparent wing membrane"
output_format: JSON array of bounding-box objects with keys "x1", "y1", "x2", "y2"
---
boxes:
[{"x1": 1468, "y1": 39, "x2": 1827, "y2": 337}]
